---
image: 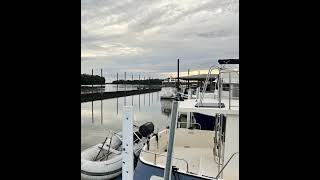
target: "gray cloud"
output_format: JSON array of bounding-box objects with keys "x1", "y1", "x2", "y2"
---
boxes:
[{"x1": 81, "y1": 0, "x2": 239, "y2": 82}]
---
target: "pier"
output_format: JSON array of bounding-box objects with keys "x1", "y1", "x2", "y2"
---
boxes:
[{"x1": 81, "y1": 88, "x2": 161, "y2": 103}]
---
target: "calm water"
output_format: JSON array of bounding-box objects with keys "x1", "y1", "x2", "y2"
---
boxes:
[
  {"x1": 81, "y1": 84, "x2": 161, "y2": 94},
  {"x1": 81, "y1": 91, "x2": 173, "y2": 151}
]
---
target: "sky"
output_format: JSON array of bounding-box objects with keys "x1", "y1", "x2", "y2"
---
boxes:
[{"x1": 81, "y1": 0, "x2": 239, "y2": 82}]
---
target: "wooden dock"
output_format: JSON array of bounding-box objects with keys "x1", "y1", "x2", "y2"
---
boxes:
[{"x1": 81, "y1": 88, "x2": 161, "y2": 103}]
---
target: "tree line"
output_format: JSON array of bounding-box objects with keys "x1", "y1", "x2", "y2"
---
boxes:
[
  {"x1": 81, "y1": 74, "x2": 105, "y2": 85},
  {"x1": 111, "y1": 79, "x2": 163, "y2": 85}
]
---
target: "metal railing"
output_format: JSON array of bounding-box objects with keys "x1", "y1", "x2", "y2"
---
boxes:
[
  {"x1": 141, "y1": 149, "x2": 189, "y2": 173},
  {"x1": 213, "y1": 113, "x2": 226, "y2": 178},
  {"x1": 199, "y1": 66, "x2": 219, "y2": 106},
  {"x1": 215, "y1": 152, "x2": 239, "y2": 179},
  {"x1": 196, "y1": 67, "x2": 239, "y2": 110},
  {"x1": 220, "y1": 70, "x2": 239, "y2": 110}
]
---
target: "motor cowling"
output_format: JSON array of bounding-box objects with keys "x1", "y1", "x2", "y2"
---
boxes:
[{"x1": 139, "y1": 122, "x2": 154, "y2": 137}]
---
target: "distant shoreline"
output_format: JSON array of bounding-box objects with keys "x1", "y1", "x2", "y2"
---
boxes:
[{"x1": 81, "y1": 88, "x2": 161, "y2": 103}]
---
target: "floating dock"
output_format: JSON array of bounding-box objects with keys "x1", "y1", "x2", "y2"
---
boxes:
[{"x1": 81, "y1": 88, "x2": 161, "y2": 103}]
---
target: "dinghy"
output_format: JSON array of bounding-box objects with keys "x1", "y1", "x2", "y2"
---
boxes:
[{"x1": 81, "y1": 122, "x2": 155, "y2": 180}]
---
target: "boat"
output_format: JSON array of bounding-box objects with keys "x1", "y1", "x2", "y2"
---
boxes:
[
  {"x1": 159, "y1": 87, "x2": 177, "y2": 99},
  {"x1": 134, "y1": 59, "x2": 239, "y2": 180},
  {"x1": 162, "y1": 77, "x2": 178, "y2": 87},
  {"x1": 81, "y1": 122, "x2": 155, "y2": 180}
]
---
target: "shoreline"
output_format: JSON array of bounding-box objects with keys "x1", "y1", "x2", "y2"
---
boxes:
[{"x1": 81, "y1": 88, "x2": 161, "y2": 103}]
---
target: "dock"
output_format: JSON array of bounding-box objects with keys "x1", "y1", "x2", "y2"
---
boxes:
[{"x1": 81, "y1": 88, "x2": 161, "y2": 103}]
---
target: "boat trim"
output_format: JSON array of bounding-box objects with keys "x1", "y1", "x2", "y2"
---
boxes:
[
  {"x1": 81, "y1": 168, "x2": 122, "y2": 176},
  {"x1": 138, "y1": 157, "x2": 215, "y2": 180}
]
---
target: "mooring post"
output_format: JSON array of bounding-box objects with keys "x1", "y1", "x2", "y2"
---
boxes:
[
  {"x1": 101, "y1": 69, "x2": 103, "y2": 88},
  {"x1": 188, "y1": 69, "x2": 190, "y2": 89},
  {"x1": 117, "y1": 72, "x2": 119, "y2": 92},
  {"x1": 139, "y1": 75, "x2": 141, "y2": 110},
  {"x1": 101, "y1": 69, "x2": 103, "y2": 124},
  {"x1": 163, "y1": 101, "x2": 179, "y2": 180},
  {"x1": 91, "y1": 69, "x2": 93, "y2": 92},
  {"x1": 132, "y1": 74, "x2": 134, "y2": 105},
  {"x1": 177, "y1": 59, "x2": 180, "y2": 90},
  {"x1": 149, "y1": 77, "x2": 151, "y2": 106},
  {"x1": 91, "y1": 69, "x2": 94, "y2": 123},
  {"x1": 122, "y1": 106, "x2": 134, "y2": 180},
  {"x1": 124, "y1": 72, "x2": 127, "y2": 106}
]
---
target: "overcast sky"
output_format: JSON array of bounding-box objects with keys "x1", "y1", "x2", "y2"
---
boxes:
[{"x1": 81, "y1": 0, "x2": 238, "y2": 82}]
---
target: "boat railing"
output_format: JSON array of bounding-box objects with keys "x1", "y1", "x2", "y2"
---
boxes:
[
  {"x1": 177, "y1": 122, "x2": 201, "y2": 130},
  {"x1": 197, "y1": 67, "x2": 239, "y2": 110},
  {"x1": 215, "y1": 152, "x2": 239, "y2": 179},
  {"x1": 141, "y1": 149, "x2": 189, "y2": 173},
  {"x1": 220, "y1": 70, "x2": 239, "y2": 110},
  {"x1": 199, "y1": 65, "x2": 219, "y2": 106}
]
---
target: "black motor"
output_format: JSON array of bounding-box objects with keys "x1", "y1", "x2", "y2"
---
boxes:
[{"x1": 139, "y1": 122, "x2": 154, "y2": 137}]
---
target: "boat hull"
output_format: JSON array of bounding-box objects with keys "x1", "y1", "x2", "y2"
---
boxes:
[{"x1": 133, "y1": 159, "x2": 213, "y2": 180}]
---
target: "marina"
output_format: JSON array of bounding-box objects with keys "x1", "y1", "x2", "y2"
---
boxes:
[
  {"x1": 81, "y1": 59, "x2": 239, "y2": 180},
  {"x1": 81, "y1": 0, "x2": 238, "y2": 179}
]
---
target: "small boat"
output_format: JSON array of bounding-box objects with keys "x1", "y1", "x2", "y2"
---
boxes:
[
  {"x1": 81, "y1": 122, "x2": 155, "y2": 180},
  {"x1": 159, "y1": 87, "x2": 177, "y2": 99}
]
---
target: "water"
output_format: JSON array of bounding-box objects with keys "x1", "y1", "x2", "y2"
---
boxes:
[
  {"x1": 81, "y1": 91, "x2": 173, "y2": 151},
  {"x1": 81, "y1": 84, "x2": 161, "y2": 94}
]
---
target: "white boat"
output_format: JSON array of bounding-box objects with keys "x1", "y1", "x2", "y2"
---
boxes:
[
  {"x1": 162, "y1": 77, "x2": 177, "y2": 87},
  {"x1": 81, "y1": 122, "x2": 155, "y2": 180},
  {"x1": 134, "y1": 59, "x2": 239, "y2": 180},
  {"x1": 159, "y1": 87, "x2": 177, "y2": 99},
  {"x1": 81, "y1": 133, "x2": 122, "y2": 180}
]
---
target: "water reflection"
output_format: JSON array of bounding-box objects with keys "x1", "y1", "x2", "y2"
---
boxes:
[
  {"x1": 101, "y1": 99, "x2": 103, "y2": 124},
  {"x1": 81, "y1": 91, "x2": 171, "y2": 151},
  {"x1": 139, "y1": 94, "x2": 141, "y2": 110}
]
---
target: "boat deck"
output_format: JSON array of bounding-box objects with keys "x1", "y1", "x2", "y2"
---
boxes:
[
  {"x1": 140, "y1": 129, "x2": 219, "y2": 179},
  {"x1": 178, "y1": 95, "x2": 239, "y2": 116}
]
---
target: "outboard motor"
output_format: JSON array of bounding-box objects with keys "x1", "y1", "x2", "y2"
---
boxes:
[{"x1": 139, "y1": 122, "x2": 155, "y2": 137}]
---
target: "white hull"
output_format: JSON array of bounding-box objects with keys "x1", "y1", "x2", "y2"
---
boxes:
[
  {"x1": 81, "y1": 136, "x2": 122, "y2": 180},
  {"x1": 81, "y1": 134, "x2": 146, "y2": 180}
]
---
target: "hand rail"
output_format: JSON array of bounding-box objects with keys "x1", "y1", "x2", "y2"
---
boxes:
[
  {"x1": 141, "y1": 149, "x2": 189, "y2": 173},
  {"x1": 199, "y1": 65, "x2": 219, "y2": 106},
  {"x1": 215, "y1": 152, "x2": 239, "y2": 179}
]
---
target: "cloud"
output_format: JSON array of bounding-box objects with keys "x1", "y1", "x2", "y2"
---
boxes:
[{"x1": 81, "y1": 0, "x2": 239, "y2": 81}]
